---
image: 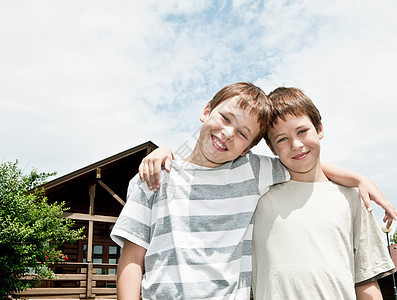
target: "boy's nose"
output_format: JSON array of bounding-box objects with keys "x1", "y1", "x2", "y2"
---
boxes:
[
  {"x1": 290, "y1": 138, "x2": 303, "y2": 150},
  {"x1": 222, "y1": 126, "x2": 234, "y2": 140}
]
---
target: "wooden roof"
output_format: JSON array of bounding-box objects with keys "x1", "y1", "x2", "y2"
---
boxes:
[{"x1": 42, "y1": 141, "x2": 157, "y2": 198}]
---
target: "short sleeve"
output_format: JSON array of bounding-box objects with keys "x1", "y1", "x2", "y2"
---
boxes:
[
  {"x1": 353, "y1": 194, "x2": 395, "y2": 283},
  {"x1": 110, "y1": 174, "x2": 154, "y2": 249},
  {"x1": 248, "y1": 153, "x2": 289, "y2": 195}
]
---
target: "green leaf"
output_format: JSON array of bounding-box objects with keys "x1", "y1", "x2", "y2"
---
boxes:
[{"x1": 0, "y1": 161, "x2": 84, "y2": 298}]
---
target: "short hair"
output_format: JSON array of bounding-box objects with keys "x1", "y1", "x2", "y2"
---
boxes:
[
  {"x1": 265, "y1": 87, "x2": 322, "y2": 146},
  {"x1": 208, "y1": 82, "x2": 271, "y2": 147}
]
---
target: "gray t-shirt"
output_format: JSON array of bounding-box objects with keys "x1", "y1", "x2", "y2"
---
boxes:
[{"x1": 252, "y1": 180, "x2": 395, "y2": 300}]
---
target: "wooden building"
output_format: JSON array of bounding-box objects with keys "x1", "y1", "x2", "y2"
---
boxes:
[
  {"x1": 19, "y1": 141, "x2": 157, "y2": 299},
  {"x1": 379, "y1": 245, "x2": 397, "y2": 300}
]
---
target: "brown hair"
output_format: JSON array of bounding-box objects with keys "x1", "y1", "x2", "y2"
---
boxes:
[
  {"x1": 265, "y1": 87, "x2": 322, "y2": 145},
  {"x1": 208, "y1": 82, "x2": 271, "y2": 147}
]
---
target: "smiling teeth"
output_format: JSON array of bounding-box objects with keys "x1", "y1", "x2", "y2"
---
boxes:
[{"x1": 214, "y1": 138, "x2": 226, "y2": 149}]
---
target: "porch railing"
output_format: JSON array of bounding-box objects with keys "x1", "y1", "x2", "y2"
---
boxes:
[{"x1": 18, "y1": 262, "x2": 117, "y2": 299}]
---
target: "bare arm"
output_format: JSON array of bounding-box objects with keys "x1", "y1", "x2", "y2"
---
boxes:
[
  {"x1": 138, "y1": 147, "x2": 174, "y2": 191},
  {"x1": 117, "y1": 240, "x2": 147, "y2": 300},
  {"x1": 322, "y1": 162, "x2": 397, "y2": 227},
  {"x1": 355, "y1": 281, "x2": 383, "y2": 300}
]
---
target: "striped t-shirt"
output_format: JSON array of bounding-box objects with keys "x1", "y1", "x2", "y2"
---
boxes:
[{"x1": 111, "y1": 151, "x2": 289, "y2": 299}]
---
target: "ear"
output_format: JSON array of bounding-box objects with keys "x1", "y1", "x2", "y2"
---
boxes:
[
  {"x1": 317, "y1": 122, "x2": 324, "y2": 140},
  {"x1": 200, "y1": 104, "x2": 211, "y2": 123}
]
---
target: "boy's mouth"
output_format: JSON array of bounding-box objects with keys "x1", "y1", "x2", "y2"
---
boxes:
[
  {"x1": 212, "y1": 135, "x2": 227, "y2": 151},
  {"x1": 293, "y1": 151, "x2": 309, "y2": 160}
]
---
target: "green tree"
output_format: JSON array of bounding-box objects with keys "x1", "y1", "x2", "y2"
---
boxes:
[
  {"x1": 0, "y1": 161, "x2": 84, "y2": 299},
  {"x1": 391, "y1": 228, "x2": 397, "y2": 245}
]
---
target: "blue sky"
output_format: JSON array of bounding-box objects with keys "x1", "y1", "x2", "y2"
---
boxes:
[{"x1": 1, "y1": 0, "x2": 397, "y2": 230}]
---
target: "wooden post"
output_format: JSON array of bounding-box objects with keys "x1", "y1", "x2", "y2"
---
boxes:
[
  {"x1": 87, "y1": 184, "x2": 96, "y2": 263},
  {"x1": 96, "y1": 167, "x2": 101, "y2": 179},
  {"x1": 86, "y1": 183, "x2": 96, "y2": 298},
  {"x1": 87, "y1": 221, "x2": 93, "y2": 263},
  {"x1": 86, "y1": 263, "x2": 94, "y2": 299},
  {"x1": 89, "y1": 184, "x2": 96, "y2": 216}
]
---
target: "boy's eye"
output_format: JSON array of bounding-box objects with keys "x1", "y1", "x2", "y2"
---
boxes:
[
  {"x1": 220, "y1": 113, "x2": 230, "y2": 123},
  {"x1": 298, "y1": 129, "x2": 308, "y2": 135},
  {"x1": 277, "y1": 137, "x2": 287, "y2": 143},
  {"x1": 238, "y1": 131, "x2": 248, "y2": 139}
]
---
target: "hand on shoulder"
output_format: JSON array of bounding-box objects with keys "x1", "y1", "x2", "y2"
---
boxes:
[{"x1": 138, "y1": 147, "x2": 174, "y2": 191}]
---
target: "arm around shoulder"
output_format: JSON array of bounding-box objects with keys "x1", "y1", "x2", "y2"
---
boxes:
[
  {"x1": 117, "y1": 240, "x2": 147, "y2": 300},
  {"x1": 322, "y1": 162, "x2": 397, "y2": 226}
]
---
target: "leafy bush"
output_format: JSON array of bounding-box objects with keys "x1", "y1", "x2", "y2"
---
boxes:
[{"x1": 0, "y1": 161, "x2": 84, "y2": 298}]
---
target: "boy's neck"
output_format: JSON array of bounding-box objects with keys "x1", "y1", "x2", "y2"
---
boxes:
[
  {"x1": 183, "y1": 154, "x2": 219, "y2": 168},
  {"x1": 289, "y1": 163, "x2": 329, "y2": 183},
  {"x1": 183, "y1": 142, "x2": 227, "y2": 168}
]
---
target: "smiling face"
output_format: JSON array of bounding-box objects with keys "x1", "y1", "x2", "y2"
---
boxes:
[
  {"x1": 187, "y1": 96, "x2": 261, "y2": 168},
  {"x1": 267, "y1": 113, "x2": 327, "y2": 182}
]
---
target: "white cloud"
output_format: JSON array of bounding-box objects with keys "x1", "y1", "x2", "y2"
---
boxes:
[
  {"x1": 251, "y1": 0, "x2": 397, "y2": 227},
  {"x1": 1, "y1": 0, "x2": 396, "y2": 228}
]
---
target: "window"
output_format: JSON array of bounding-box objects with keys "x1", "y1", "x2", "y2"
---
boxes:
[{"x1": 80, "y1": 243, "x2": 121, "y2": 277}]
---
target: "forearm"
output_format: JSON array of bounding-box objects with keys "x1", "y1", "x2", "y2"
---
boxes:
[
  {"x1": 322, "y1": 162, "x2": 364, "y2": 187},
  {"x1": 117, "y1": 241, "x2": 146, "y2": 300},
  {"x1": 355, "y1": 281, "x2": 382, "y2": 300},
  {"x1": 117, "y1": 258, "x2": 143, "y2": 300},
  {"x1": 321, "y1": 162, "x2": 397, "y2": 224}
]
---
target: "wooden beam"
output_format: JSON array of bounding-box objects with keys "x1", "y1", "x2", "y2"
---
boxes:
[
  {"x1": 89, "y1": 184, "x2": 96, "y2": 216},
  {"x1": 146, "y1": 146, "x2": 152, "y2": 155},
  {"x1": 96, "y1": 167, "x2": 101, "y2": 179},
  {"x1": 92, "y1": 288, "x2": 117, "y2": 294},
  {"x1": 18, "y1": 288, "x2": 86, "y2": 295},
  {"x1": 23, "y1": 274, "x2": 86, "y2": 281},
  {"x1": 87, "y1": 220, "x2": 93, "y2": 262},
  {"x1": 98, "y1": 180, "x2": 125, "y2": 206},
  {"x1": 62, "y1": 212, "x2": 118, "y2": 223},
  {"x1": 41, "y1": 141, "x2": 157, "y2": 192},
  {"x1": 92, "y1": 274, "x2": 117, "y2": 281},
  {"x1": 23, "y1": 273, "x2": 116, "y2": 281}
]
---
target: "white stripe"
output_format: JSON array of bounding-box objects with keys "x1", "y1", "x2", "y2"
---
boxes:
[
  {"x1": 240, "y1": 255, "x2": 253, "y2": 273},
  {"x1": 235, "y1": 287, "x2": 251, "y2": 299},
  {"x1": 258, "y1": 155, "x2": 275, "y2": 194},
  {"x1": 172, "y1": 228, "x2": 251, "y2": 249},
  {"x1": 205, "y1": 291, "x2": 250, "y2": 300},
  {"x1": 225, "y1": 162, "x2": 256, "y2": 184},
  {"x1": 110, "y1": 229, "x2": 150, "y2": 249},
  {"x1": 147, "y1": 227, "x2": 253, "y2": 254},
  {"x1": 172, "y1": 161, "x2": 230, "y2": 185},
  {"x1": 144, "y1": 259, "x2": 243, "y2": 283},
  {"x1": 182, "y1": 169, "x2": 230, "y2": 185},
  {"x1": 153, "y1": 195, "x2": 259, "y2": 218},
  {"x1": 127, "y1": 178, "x2": 154, "y2": 200},
  {"x1": 172, "y1": 160, "x2": 257, "y2": 185},
  {"x1": 120, "y1": 200, "x2": 151, "y2": 225},
  {"x1": 145, "y1": 232, "x2": 175, "y2": 254}
]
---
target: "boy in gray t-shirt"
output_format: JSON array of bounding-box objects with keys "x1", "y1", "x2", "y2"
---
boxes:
[{"x1": 252, "y1": 87, "x2": 395, "y2": 299}]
